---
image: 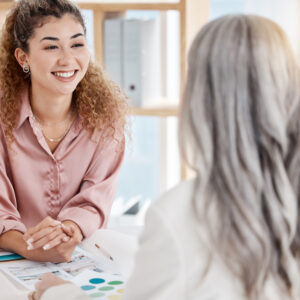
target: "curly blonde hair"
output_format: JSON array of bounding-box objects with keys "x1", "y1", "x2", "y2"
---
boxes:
[{"x1": 0, "y1": 0, "x2": 128, "y2": 146}]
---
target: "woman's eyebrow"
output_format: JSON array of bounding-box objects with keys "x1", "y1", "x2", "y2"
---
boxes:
[
  {"x1": 40, "y1": 36, "x2": 59, "y2": 41},
  {"x1": 40, "y1": 33, "x2": 84, "y2": 42},
  {"x1": 71, "y1": 33, "x2": 84, "y2": 39}
]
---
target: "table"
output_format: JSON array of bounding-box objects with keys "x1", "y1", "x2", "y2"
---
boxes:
[{"x1": 0, "y1": 227, "x2": 141, "y2": 300}]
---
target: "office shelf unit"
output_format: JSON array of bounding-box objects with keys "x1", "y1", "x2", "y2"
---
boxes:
[{"x1": 77, "y1": 0, "x2": 209, "y2": 116}]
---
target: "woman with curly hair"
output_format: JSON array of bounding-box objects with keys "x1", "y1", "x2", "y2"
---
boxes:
[{"x1": 0, "y1": 0, "x2": 127, "y2": 263}]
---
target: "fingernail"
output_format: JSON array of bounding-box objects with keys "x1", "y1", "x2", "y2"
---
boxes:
[
  {"x1": 61, "y1": 224, "x2": 67, "y2": 229},
  {"x1": 27, "y1": 238, "x2": 34, "y2": 244},
  {"x1": 27, "y1": 245, "x2": 34, "y2": 250},
  {"x1": 43, "y1": 244, "x2": 50, "y2": 250},
  {"x1": 54, "y1": 221, "x2": 62, "y2": 226},
  {"x1": 63, "y1": 236, "x2": 69, "y2": 242}
]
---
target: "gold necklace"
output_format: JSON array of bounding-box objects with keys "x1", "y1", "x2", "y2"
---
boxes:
[
  {"x1": 42, "y1": 122, "x2": 73, "y2": 143},
  {"x1": 33, "y1": 113, "x2": 75, "y2": 143}
]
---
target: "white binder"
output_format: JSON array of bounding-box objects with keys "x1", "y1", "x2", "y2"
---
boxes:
[
  {"x1": 123, "y1": 18, "x2": 161, "y2": 107},
  {"x1": 104, "y1": 18, "x2": 123, "y2": 87}
]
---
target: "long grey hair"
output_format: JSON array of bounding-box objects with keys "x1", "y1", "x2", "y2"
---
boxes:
[{"x1": 179, "y1": 15, "x2": 300, "y2": 299}]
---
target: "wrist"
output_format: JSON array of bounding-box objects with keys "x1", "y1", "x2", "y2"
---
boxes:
[{"x1": 0, "y1": 230, "x2": 27, "y2": 256}]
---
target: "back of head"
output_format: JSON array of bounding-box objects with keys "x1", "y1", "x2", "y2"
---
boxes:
[{"x1": 179, "y1": 15, "x2": 300, "y2": 299}]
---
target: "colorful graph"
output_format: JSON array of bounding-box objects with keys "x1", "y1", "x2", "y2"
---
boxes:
[{"x1": 72, "y1": 269, "x2": 125, "y2": 299}]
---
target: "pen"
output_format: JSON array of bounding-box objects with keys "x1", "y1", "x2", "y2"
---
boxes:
[{"x1": 94, "y1": 243, "x2": 114, "y2": 261}]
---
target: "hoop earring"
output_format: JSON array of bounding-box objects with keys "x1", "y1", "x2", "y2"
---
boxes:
[{"x1": 22, "y1": 65, "x2": 30, "y2": 74}]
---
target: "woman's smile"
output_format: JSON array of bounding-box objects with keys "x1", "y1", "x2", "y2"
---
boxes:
[{"x1": 52, "y1": 70, "x2": 78, "y2": 81}]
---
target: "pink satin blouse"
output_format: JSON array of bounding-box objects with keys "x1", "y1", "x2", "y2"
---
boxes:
[{"x1": 0, "y1": 86, "x2": 124, "y2": 238}]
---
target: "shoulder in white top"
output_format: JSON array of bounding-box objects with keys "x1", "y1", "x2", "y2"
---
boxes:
[{"x1": 123, "y1": 179, "x2": 282, "y2": 300}]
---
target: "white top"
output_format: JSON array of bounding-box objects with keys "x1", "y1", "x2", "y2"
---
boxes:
[
  {"x1": 41, "y1": 179, "x2": 283, "y2": 300},
  {"x1": 122, "y1": 179, "x2": 282, "y2": 300}
]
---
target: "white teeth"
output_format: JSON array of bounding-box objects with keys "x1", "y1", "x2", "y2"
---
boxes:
[{"x1": 54, "y1": 71, "x2": 75, "y2": 78}]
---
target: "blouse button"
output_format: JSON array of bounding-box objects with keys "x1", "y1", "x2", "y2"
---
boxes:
[{"x1": 50, "y1": 200, "x2": 60, "y2": 206}]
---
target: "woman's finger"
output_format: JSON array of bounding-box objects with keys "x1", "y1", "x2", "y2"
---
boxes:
[
  {"x1": 61, "y1": 223, "x2": 75, "y2": 237},
  {"x1": 28, "y1": 227, "x2": 64, "y2": 250},
  {"x1": 24, "y1": 217, "x2": 61, "y2": 244},
  {"x1": 42, "y1": 234, "x2": 70, "y2": 251},
  {"x1": 26, "y1": 217, "x2": 61, "y2": 236},
  {"x1": 61, "y1": 221, "x2": 83, "y2": 243},
  {"x1": 26, "y1": 226, "x2": 57, "y2": 248}
]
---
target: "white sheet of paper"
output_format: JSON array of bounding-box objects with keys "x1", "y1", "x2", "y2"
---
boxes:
[
  {"x1": 0, "y1": 260, "x2": 71, "y2": 289},
  {"x1": 0, "y1": 247, "x2": 106, "y2": 290},
  {"x1": 81, "y1": 229, "x2": 138, "y2": 278}
]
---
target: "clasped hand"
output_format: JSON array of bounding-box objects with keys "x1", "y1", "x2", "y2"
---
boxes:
[{"x1": 23, "y1": 216, "x2": 83, "y2": 262}]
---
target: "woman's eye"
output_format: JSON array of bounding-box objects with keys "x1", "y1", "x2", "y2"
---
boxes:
[
  {"x1": 44, "y1": 45, "x2": 58, "y2": 50},
  {"x1": 72, "y1": 43, "x2": 84, "y2": 48}
]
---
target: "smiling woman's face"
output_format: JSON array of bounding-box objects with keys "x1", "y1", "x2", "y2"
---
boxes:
[{"x1": 17, "y1": 13, "x2": 90, "y2": 98}]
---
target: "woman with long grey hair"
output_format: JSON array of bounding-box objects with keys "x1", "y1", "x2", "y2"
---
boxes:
[
  {"x1": 33, "y1": 14, "x2": 300, "y2": 300},
  {"x1": 123, "y1": 14, "x2": 300, "y2": 300}
]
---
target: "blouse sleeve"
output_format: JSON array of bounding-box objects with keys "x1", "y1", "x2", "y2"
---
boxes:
[
  {"x1": 122, "y1": 205, "x2": 185, "y2": 300},
  {"x1": 57, "y1": 135, "x2": 125, "y2": 238},
  {"x1": 0, "y1": 128, "x2": 27, "y2": 235}
]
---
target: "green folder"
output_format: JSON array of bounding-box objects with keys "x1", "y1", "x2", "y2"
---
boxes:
[{"x1": 0, "y1": 253, "x2": 23, "y2": 261}]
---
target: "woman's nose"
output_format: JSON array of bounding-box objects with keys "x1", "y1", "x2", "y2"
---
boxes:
[{"x1": 58, "y1": 48, "x2": 73, "y2": 65}]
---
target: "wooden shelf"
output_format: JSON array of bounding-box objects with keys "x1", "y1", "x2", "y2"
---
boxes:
[
  {"x1": 77, "y1": 1, "x2": 180, "y2": 10},
  {"x1": 0, "y1": 1, "x2": 180, "y2": 11},
  {"x1": 130, "y1": 106, "x2": 178, "y2": 117},
  {"x1": 77, "y1": 0, "x2": 179, "y2": 3}
]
